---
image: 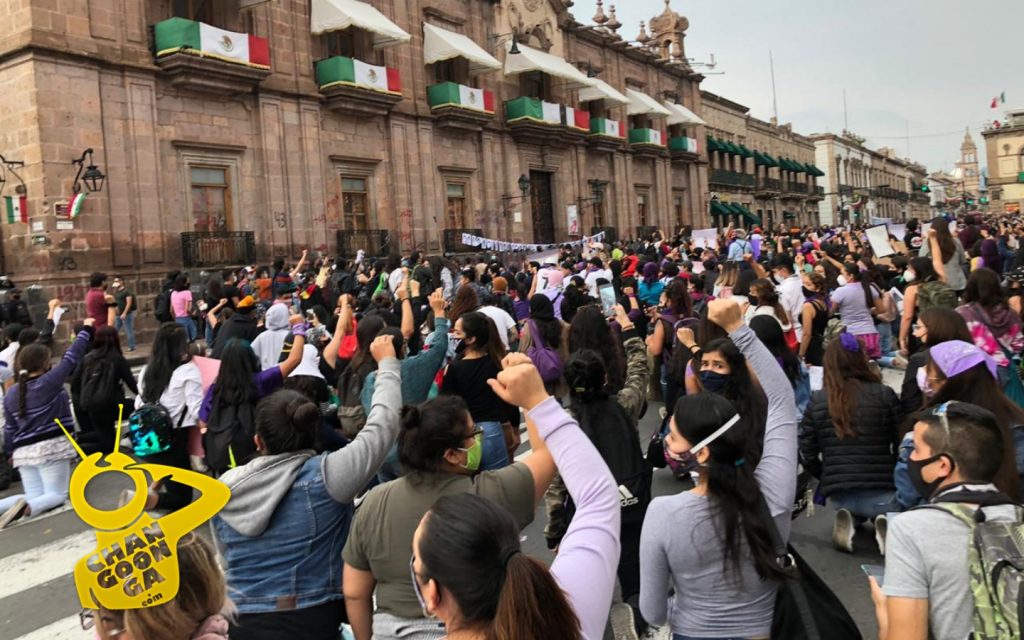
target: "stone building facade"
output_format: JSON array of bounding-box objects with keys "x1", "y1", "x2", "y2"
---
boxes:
[
  {"x1": 811, "y1": 132, "x2": 930, "y2": 226},
  {"x1": 955, "y1": 128, "x2": 982, "y2": 197},
  {"x1": 699, "y1": 91, "x2": 824, "y2": 231},
  {"x1": 0, "y1": 0, "x2": 708, "y2": 325},
  {"x1": 982, "y1": 110, "x2": 1024, "y2": 215}
]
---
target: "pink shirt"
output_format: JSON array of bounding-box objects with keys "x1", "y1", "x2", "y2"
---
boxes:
[{"x1": 170, "y1": 290, "x2": 192, "y2": 318}]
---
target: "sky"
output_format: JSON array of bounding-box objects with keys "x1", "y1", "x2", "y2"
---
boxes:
[{"x1": 568, "y1": 0, "x2": 1023, "y2": 174}]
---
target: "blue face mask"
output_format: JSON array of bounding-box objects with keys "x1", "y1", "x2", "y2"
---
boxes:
[{"x1": 699, "y1": 371, "x2": 730, "y2": 393}]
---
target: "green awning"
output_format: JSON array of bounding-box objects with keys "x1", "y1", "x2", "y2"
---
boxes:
[
  {"x1": 794, "y1": 162, "x2": 809, "y2": 174},
  {"x1": 762, "y1": 152, "x2": 779, "y2": 167},
  {"x1": 783, "y1": 210, "x2": 797, "y2": 220},
  {"x1": 806, "y1": 163, "x2": 825, "y2": 177},
  {"x1": 735, "y1": 204, "x2": 759, "y2": 224},
  {"x1": 724, "y1": 140, "x2": 742, "y2": 155},
  {"x1": 710, "y1": 201, "x2": 729, "y2": 216},
  {"x1": 737, "y1": 144, "x2": 754, "y2": 158},
  {"x1": 706, "y1": 135, "x2": 722, "y2": 152},
  {"x1": 780, "y1": 158, "x2": 797, "y2": 171}
]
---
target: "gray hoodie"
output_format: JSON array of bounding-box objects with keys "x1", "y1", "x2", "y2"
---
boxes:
[
  {"x1": 217, "y1": 358, "x2": 403, "y2": 537},
  {"x1": 251, "y1": 303, "x2": 290, "y2": 371}
]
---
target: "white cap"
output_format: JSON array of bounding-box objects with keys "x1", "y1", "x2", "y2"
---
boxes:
[{"x1": 288, "y1": 344, "x2": 324, "y2": 380}]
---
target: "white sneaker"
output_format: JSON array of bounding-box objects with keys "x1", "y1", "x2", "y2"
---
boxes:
[
  {"x1": 875, "y1": 514, "x2": 888, "y2": 556},
  {"x1": 0, "y1": 497, "x2": 28, "y2": 529},
  {"x1": 833, "y1": 508, "x2": 855, "y2": 553},
  {"x1": 609, "y1": 602, "x2": 639, "y2": 640}
]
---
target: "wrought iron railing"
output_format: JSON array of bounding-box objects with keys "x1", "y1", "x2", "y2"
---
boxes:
[
  {"x1": 336, "y1": 229, "x2": 391, "y2": 258},
  {"x1": 710, "y1": 169, "x2": 746, "y2": 187},
  {"x1": 180, "y1": 231, "x2": 255, "y2": 268},
  {"x1": 443, "y1": 228, "x2": 483, "y2": 254},
  {"x1": 839, "y1": 184, "x2": 854, "y2": 196},
  {"x1": 758, "y1": 177, "x2": 782, "y2": 192},
  {"x1": 789, "y1": 183, "x2": 809, "y2": 194},
  {"x1": 815, "y1": 186, "x2": 825, "y2": 195}
]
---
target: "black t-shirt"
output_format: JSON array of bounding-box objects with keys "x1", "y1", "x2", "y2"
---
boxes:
[
  {"x1": 904, "y1": 231, "x2": 923, "y2": 253},
  {"x1": 440, "y1": 355, "x2": 519, "y2": 424},
  {"x1": 223, "y1": 284, "x2": 241, "y2": 308}
]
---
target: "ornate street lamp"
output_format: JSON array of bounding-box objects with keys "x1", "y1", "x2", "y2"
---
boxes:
[
  {"x1": 71, "y1": 148, "x2": 105, "y2": 194},
  {"x1": 517, "y1": 174, "x2": 530, "y2": 196}
]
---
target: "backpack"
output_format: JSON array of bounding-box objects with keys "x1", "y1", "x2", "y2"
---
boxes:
[
  {"x1": 153, "y1": 289, "x2": 173, "y2": 323},
  {"x1": 921, "y1": 497, "x2": 1024, "y2": 639},
  {"x1": 203, "y1": 401, "x2": 257, "y2": 474},
  {"x1": 917, "y1": 280, "x2": 958, "y2": 310},
  {"x1": 78, "y1": 355, "x2": 121, "y2": 412},
  {"x1": 126, "y1": 403, "x2": 185, "y2": 457},
  {"x1": 338, "y1": 371, "x2": 367, "y2": 438},
  {"x1": 526, "y1": 320, "x2": 564, "y2": 384}
]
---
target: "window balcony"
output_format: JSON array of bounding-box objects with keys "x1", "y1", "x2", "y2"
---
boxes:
[
  {"x1": 336, "y1": 229, "x2": 391, "y2": 258},
  {"x1": 315, "y1": 55, "x2": 402, "y2": 118},
  {"x1": 505, "y1": 97, "x2": 588, "y2": 145},
  {"x1": 789, "y1": 183, "x2": 809, "y2": 194},
  {"x1": 839, "y1": 184, "x2": 854, "y2": 196},
  {"x1": 629, "y1": 128, "x2": 668, "y2": 160},
  {"x1": 668, "y1": 136, "x2": 700, "y2": 164},
  {"x1": 587, "y1": 117, "x2": 625, "y2": 153},
  {"x1": 181, "y1": 231, "x2": 255, "y2": 268},
  {"x1": 710, "y1": 169, "x2": 753, "y2": 189},
  {"x1": 427, "y1": 82, "x2": 495, "y2": 133},
  {"x1": 756, "y1": 177, "x2": 781, "y2": 197},
  {"x1": 153, "y1": 18, "x2": 271, "y2": 94}
]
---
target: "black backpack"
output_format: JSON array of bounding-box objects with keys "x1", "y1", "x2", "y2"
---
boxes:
[
  {"x1": 153, "y1": 289, "x2": 173, "y2": 323},
  {"x1": 203, "y1": 401, "x2": 257, "y2": 474},
  {"x1": 78, "y1": 354, "x2": 122, "y2": 413}
]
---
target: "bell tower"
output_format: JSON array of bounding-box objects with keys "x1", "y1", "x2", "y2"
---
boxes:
[
  {"x1": 955, "y1": 127, "x2": 981, "y2": 195},
  {"x1": 647, "y1": 0, "x2": 689, "y2": 62}
]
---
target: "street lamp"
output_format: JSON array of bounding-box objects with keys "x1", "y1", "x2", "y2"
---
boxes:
[
  {"x1": 0, "y1": 154, "x2": 25, "y2": 197},
  {"x1": 71, "y1": 148, "x2": 105, "y2": 194},
  {"x1": 501, "y1": 174, "x2": 532, "y2": 211}
]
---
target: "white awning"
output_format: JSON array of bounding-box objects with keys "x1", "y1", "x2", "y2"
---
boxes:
[
  {"x1": 310, "y1": 0, "x2": 411, "y2": 49},
  {"x1": 626, "y1": 88, "x2": 672, "y2": 117},
  {"x1": 663, "y1": 101, "x2": 706, "y2": 125},
  {"x1": 578, "y1": 78, "x2": 630, "y2": 105},
  {"x1": 423, "y1": 24, "x2": 501, "y2": 75},
  {"x1": 504, "y1": 41, "x2": 596, "y2": 90}
]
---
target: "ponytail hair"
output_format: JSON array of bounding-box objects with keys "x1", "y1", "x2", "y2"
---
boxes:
[
  {"x1": 397, "y1": 396, "x2": 471, "y2": 473},
  {"x1": 254, "y1": 389, "x2": 319, "y2": 454},
  {"x1": 15, "y1": 343, "x2": 51, "y2": 419},
  {"x1": 418, "y1": 494, "x2": 581, "y2": 640}
]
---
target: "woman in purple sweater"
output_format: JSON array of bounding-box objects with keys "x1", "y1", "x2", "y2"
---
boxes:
[
  {"x1": 0, "y1": 319, "x2": 95, "y2": 528},
  {"x1": 409, "y1": 355, "x2": 621, "y2": 640}
]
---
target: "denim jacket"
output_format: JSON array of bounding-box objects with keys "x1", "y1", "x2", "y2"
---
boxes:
[{"x1": 214, "y1": 358, "x2": 402, "y2": 614}]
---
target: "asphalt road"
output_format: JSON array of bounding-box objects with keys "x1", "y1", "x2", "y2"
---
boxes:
[{"x1": 0, "y1": 368, "x2": 902, "y2": 640}]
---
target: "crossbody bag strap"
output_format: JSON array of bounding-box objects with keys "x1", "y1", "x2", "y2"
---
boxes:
[
  {"x1": 528, "y1": 319, "x2": 546, "y2": 349},
  {"x1": 970, "y1": 304, "x2": 1015, "y2": 360}
]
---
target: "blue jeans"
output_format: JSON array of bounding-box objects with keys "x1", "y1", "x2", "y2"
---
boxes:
[
  {"x1": 478, "y1": 420, "x2": 509, "y2": 471},
  {"x1": 175, "y1": 316, "x2": 197, "y2": 342},
  {"x1": 830, "y1": 488, "x2": 901, "y2": 521},
  {"x1": 115, "y1": 311, "x2": 136, "y2": 350},
  {"x1": 0, "y1": 459, "x2": 71, "y2": 516}
]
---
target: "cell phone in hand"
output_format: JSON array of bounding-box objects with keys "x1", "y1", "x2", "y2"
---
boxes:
[
  {"x1": 861, "y1": 564, "x2": 885, "y2": 587},
  {"x1": 598, "y1": 283, "x2": 616, "y2": 317}
]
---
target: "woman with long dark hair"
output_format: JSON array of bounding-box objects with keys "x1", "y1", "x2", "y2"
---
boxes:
[
  {"x1": 342, "y1": 359, "x2": 559, "y2": 640},
  {"x1": 568, "y1": 304, "x2": 626, "y2": 392},
  {"x1": 745, "y1": 277, "x2": 792, "y2": 332},
  {"x1": 712, "y1": 260, "x2": 739, "y2": 298},
  {"x1": 799, "y1": 332, "x2": 902, "y2": 554},
  {"x1": 214, "y1": 335, "x2": 400, "y2": 640},
  {"x1": 692, "y1": 336, "x2": 768, "y2": 463},
  {"x1": 441, "y1": 311, "x2": 518, "y2": 470},
  {"x1": 922, "y1": 217, "x2": 967, "y2": 293},
  {"x1": 899, "y1": 306, "x2": 971, "y2": 416},
  {"x1": 831, "y1": 261, "x2": 882, "y2": 358},
  {"x1": 518, "y1": 294, "x2": 568, "y2": 396},
  {"x1": 640, "y1": 299, "x2": 796, "y2": 638},
  {"x1": 898, "y1": 256, "x2": 943, "y2": 356},
  {"x1": 798, "y1": 271, "x2": 830, "y2": 388},
  {"x1": 0, "y1": 319, "x2": 94, "y2": 528},
  {"x1": 71, "y1": 325, "x2": 138, "y2": 453},
  {"x1": 957, "y1": 267, "x2": 1024, "y2": 378},
  {"x1": 648, "y1": 280, "x2": 695, "y2": 408},
  {"x1": 411, "y1": 357, "x2": 619, "y2": 640},
  {"x1": 134, "y1": 323, "x2": 203, "y2": 511},
  {"x1": 750, "y1": 315, "x2": 809, "y2": 415}
]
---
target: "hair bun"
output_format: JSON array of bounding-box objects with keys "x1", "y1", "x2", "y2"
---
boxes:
[{"x1": 400, "y1": 404, "x2": 421, "y2": 430}]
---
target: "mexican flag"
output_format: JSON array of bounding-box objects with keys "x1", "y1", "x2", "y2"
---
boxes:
[
  {"x1": 68, "y1": 192, "x2": 86, "y2": 219},
  {"x1": 154, "y1": 18, "x2": 271, "y2": 69},
  {"x1": 4, "y1": 195, "x2": 26, "y2": 224},
  {"x1": 427, "y1": 83, "x2": 494, "y2": 112},
  {"x1": 541, "y1": 101, "x2": 561, "y2": 125},
  {"x1": 316, "y1": 57, "x2": 400, "y2": 94}
]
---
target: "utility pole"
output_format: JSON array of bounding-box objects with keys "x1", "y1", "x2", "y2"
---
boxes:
[
  {"x1": 843, "y1": 89, "x2": 849, "y2": 132},
  {"x1": 769, "y1": 50, "x2": 778, "y2": 123}
]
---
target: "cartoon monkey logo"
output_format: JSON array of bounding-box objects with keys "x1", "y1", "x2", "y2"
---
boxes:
[{"x1": 57, "y1": 406, "x2": 230, "y2": 610}]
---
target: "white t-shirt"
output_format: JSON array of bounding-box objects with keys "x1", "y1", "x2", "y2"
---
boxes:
[
  {"x1": 776, "y1": 275, "x2": 804, "y2": 341},
  {"x1": 584, "y1": 269, "x2": 613, "y2": 297},
  {"x1": 0, "y1": 342, "x2": 18, "y2": 369},
  {"x1": 478, "y1": 305, "x2": 517, "y2": 350},
  {"x1": 135, "y1": 360, "x2": 203, "y2": 427}
]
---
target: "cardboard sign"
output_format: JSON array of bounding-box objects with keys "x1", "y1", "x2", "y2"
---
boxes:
[{"x1": 865, "y1": 224, "x2": 895, "y2": 258}]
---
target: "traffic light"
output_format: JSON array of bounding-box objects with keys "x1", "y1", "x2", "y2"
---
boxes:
[
  {"x1": 920, "y1": 184, "x2": 930, "y2": 193},
  {"x1": 967, "y1": 198, "x2": 975, "y2": 206},
  {"x1": 981, "y1": 196, "x2": 989, "y2": 204}
]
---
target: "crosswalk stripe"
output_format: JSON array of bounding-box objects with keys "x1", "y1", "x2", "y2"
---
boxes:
[
  {"x1": 12, "y1": 614, "x2": 82, "y2": 640},
  {"x1": 0, "y1": 530, "x2": 94, "y2": 601}
]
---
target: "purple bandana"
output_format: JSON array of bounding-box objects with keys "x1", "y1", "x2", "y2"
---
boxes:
[
  {"x1": 839, "y1": 332, "x2": 860, "y2": 353},
  {"x1": 929, "y1": 340, "x2": 998, "y2": 380}
]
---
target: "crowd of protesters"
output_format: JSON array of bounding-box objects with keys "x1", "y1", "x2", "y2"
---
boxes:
[{"x1": 1, "y1": 211, "x2": 1024, "y2": 639}]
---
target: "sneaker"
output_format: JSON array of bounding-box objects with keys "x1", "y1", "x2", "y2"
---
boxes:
[
  {"x1": 832, "y1": 508, "x2": 855, "y2": 553},
  {"x1": 892, "y1": 355, "x2": 908, "y2": 370},
  {"x1": 658, "y1": 406, "x2": 668, "y2": 421},
  {"x1": 609, "y1": 602, "x2": 639, "y2": 640},
  {"x1": 0, "y1": 497, "x2": 28, "y2": 529},
  {"x1": 875, "y1": 514, "x2": 888, "y2": 556}
]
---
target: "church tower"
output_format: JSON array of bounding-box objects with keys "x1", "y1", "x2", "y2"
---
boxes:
[{"x1": 955, "y1": 127, "x2": 981, "y2": 195}]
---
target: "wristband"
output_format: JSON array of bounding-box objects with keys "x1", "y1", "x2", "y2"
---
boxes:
[
  {"x1": 688, "y1": 344, "x2": 700, "y2": 352},
  {"x1": 291, "y1": 323, "x2": 308, "y2": 339}
]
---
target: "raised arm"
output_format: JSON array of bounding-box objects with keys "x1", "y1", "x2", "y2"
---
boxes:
[
  {"x1": 322, "y1": 336, "x2": 402, "y2": 503},
  {"x1": 613, "y1": 305, "x2": 649, "y2": 424},
  {"x1": 275, "y1": 317, "x2": 308, "y2": 378},
  {"x1": 289, "y1": 249, "x2": 308, "y2": 279},
  {"x1": 927, "y1": 230, "x2": 946, "y2": 282}
]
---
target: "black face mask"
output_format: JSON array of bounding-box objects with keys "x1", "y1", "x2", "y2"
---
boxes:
[
  {"x1": 907, "y1": 453, "x2": 953, "y2": 500},
  {"x1": 748, "y1": 295, "x2": 760, "y2": 307},
  {"x1": 801, "y1": 286, "x2": 817, "y2": 298}
]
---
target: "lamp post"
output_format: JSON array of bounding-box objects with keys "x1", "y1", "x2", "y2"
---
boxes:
[
  {"x1": 576, "y1": 179, "x2": 606, "y2": 234},
  {"x1": 0, "y1": 155, "x2": 25, "y2": 197},
  {"x1": 500, "y1": 174, "x2": 531, "y2": 233},
  {"x1": 71, "y1": 148, "x2": 106, "y2": 194}
]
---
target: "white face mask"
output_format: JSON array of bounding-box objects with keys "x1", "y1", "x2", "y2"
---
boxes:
[
  {"x1": 773, "y1": 273, "x2": 785, "y2": 285},
  {"x1": 904, "y1": 270, "x2": 916, "y2": 283},
  {"x1": 837, "y1": 275, "x2": 848, "y2": 287}
]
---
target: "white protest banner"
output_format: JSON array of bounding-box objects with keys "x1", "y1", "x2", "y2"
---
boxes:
[
  {"x1": 887, "y1": 223, "x2": 906, "y2": 242},
  {"x1": 567, "y1": 205, "x2": 579, "y2": 236},
  {"x1": 691, "y1": 227, "x2": 719, "y2": 250},
  {"x1": 865, "y1": 224, "x2": 895, "y2": 258},
  {"x1": 527, "y1": 248, "x2": 559, "y2": 265}
]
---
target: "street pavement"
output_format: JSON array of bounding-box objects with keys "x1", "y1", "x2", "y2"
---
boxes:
[{"x1": 0, "y1": 366, "x2": 903, "y2": 640}]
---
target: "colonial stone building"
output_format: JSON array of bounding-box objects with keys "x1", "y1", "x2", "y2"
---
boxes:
[
  {"x1": 700, "y1": 91, "x2": 824, "y2": 230},
  {"x1": 955, "y1": 128, "x2": 982, "y2": 197},
  {"x1": 811, "y1": 132, "x2": 930, "y2": 226},
  {"x1": 982, "y1": 109, "x2": 1024, "y2": 215},
  {"x1": 0, "y1": 0, "x2": 710, "y2": 324}
]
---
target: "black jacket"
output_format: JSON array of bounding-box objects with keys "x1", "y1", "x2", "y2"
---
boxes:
[
  {"x1": 798, "y1": 382, "x2": 902, "y2": 496},
  {"x1": 900, "y1": 349, "x2": 928, "y2": 418},
  {"x1": 210, "y1": 313, "x2": 263, "y2": 358}
]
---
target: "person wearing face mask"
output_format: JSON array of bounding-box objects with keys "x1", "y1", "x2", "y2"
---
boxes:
[
  {"x1": 898, "y1": 307, "x2": 971, "y2": 417},
  {"x1": 798, "y1": 272, "x2": 831, "y2": 389},
  {"x1": 342, "y1": 366, "x2": 558, "y2": 640},
  {"x1": 871, "y1": 401, "x2": 1019, "y2": 640},
  {"x1": 640, "y1": 298, "x2": 798, "y2": 639},
  {"x1": 894, "y1": 340, "x2": 1024, "y2": 508},
  {"x1": 771, "y1": 254, "x2": 805, "y2": 343},
  {"x1": 1, "y1": 287, "x2": 32, "y2": 328},
  {"x1": 831, "y1": 262, "x2": 883, "y2": 359},
  {"x1": 799, "y1": 332, "x2": 903, "y2": 554}
]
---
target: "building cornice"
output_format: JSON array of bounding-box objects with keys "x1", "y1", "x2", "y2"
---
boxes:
[{"x1": 699, "y1": 90, "x2": 749, "y2": 114}]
